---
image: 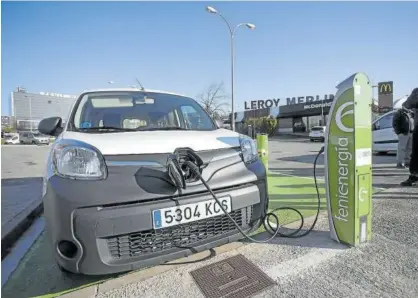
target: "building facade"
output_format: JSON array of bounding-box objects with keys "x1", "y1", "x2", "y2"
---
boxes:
[
  {"x1": 235, "y1": 94, "x2": 382, "y2": 135},
  {"x1": 11, "y1": 89, "x2": 77, "y2": 131}
]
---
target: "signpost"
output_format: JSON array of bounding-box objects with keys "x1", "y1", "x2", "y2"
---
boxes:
[
  {"x1": 325, "y1": 73, "x2": 373, "y2": 246},
  {"x1": 377, "y1": 81, "x2": 393, "y2": 113}
]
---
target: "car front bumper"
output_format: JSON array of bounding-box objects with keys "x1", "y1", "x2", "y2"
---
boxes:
[
  {"x1": 43, "y1": 159, "x2": 268, "y2": 275},
  {"x1": 309, "y1": 135, "x2": 324, "y2": 140}
]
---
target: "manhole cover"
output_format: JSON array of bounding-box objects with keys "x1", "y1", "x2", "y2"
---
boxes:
[{"x1": 190, "y1": 254, "x2": 276, "y2": 298}]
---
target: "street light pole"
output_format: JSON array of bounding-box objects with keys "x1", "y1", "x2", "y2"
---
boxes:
[
  {"x1": 231, "y1": 32, "x2": 235, "y2": 131},
  {"x1": 206, "y1": 6, "x2": 255, "y2": 132}
]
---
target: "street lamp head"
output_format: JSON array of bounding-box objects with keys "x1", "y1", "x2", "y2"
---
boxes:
[
  {"x1": 246, "y1": 23, "x2": 256, "y2": 30},
  {"x1": 206, "y1": 6, "x2": 218, "y2": 14}
]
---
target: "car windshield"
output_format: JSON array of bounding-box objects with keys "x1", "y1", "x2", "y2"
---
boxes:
[{"x1": 70, "y1": 91, "x2": 216, "y2": 132}]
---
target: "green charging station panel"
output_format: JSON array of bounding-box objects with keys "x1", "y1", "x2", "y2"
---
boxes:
[{"x1": 325, "y1": 72, "x2": 373, "y2": 246}]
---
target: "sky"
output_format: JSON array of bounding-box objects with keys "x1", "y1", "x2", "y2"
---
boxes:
[{"x1": 1, "y1": 1, "x2": 418, "y2": 115}]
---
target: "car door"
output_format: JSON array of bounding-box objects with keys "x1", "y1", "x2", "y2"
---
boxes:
[{"x1": 372, "y1": 112, "x2": 397, "y2": 153}]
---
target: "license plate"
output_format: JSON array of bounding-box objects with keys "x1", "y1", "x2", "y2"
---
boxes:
[{"x1": 152, "y1": 197, "x2": 232, "y2": 229}]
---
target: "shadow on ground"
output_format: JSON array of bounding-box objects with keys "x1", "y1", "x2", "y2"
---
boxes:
[
  {"x1": 243, "y1": 214, "x2": 348, "y2": 250},
  {"x1": 1, "y1": 230, "x2": 119, "y2": 298}
]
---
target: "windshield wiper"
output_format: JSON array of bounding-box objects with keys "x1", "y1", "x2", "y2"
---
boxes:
[
  {"x1": 78, "y1": 126, "x2": 136, "y2": 132},
  {"x1": 137, "y1": 126, "x2": 188, "y2": 131}
]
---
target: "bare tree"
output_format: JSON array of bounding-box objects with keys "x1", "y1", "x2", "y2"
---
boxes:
[{"x1": 198, "y1": 82, "x2": 229, "y2": 120}]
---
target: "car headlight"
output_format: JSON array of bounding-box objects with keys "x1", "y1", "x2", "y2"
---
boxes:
[
  {"x1": 239, "y1": 136, "x2": 258, "y2": 164},
  {"x1": 52, "y1": 144, "x2": 107, "y2": 180}
]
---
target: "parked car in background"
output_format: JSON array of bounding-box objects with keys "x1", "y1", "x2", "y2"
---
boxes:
[
  {"x1": 4, "y1": 134, "x2": 19, "y2": 145},
  {"x1": 309, "y1": 126, "x2": 326, "y2": 142},
  {"x1": 372, "y1": 110, "x2": 398, "y2": 154},
  {"x1": 19, "y1": 131, "x2": 50, "y2": 145}
]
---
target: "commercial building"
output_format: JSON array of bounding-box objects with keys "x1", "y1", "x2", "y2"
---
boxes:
[
  {"x1": 234, "y1": 93, "x2": 383, "y2": 134},
  {"x1": 11, "y1": 87, "x2": 77, "y2": 131},
  {"x1": 235, "y1": 94, "x2": 334, "y2": 134},
  {"x1": 1, "y1": 116, "x2": 15, "y2": 129}
]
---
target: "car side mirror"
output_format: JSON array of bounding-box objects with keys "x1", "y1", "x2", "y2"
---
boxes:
[{"x1": 38, "y1": 117, "x2": 63, "y2": 136}]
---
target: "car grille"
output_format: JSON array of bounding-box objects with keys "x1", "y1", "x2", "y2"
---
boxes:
[{"x1": 105, "y1": 207, "x2": 252, "y2": 260}]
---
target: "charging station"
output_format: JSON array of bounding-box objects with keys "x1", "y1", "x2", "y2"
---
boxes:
[{"x1": 325, "y1": 72, "x2": 373, "y2": 246}]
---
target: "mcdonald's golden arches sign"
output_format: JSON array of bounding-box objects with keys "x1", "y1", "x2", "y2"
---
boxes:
[{"x1": 378, "y1": 81, "x2": 393, "y2": 95}]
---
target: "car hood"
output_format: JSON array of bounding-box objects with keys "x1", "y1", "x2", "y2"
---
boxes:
[{"x1": 59, "y1": 129, "x2": 242, "y2": 155}]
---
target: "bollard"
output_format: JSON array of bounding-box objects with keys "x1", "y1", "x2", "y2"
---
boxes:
[
  {"x1": 256, "y1": 133, "x2": 269, "y2": 172},
  {"x1": 325, "y1": 72, "x2": 373, "y2": 246}
]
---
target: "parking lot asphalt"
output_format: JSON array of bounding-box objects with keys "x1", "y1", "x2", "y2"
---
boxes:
[
  {"x1": 1, "y1": 145, "x2": 50, "y2": 239},
  {"x1": 1, "y1": 137, "x2": 416, "y2": 298}
]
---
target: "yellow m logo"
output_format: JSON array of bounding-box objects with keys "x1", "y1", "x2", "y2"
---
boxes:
[{"x1": 379, "y1": 83, "x2": 392, "y2": 94}]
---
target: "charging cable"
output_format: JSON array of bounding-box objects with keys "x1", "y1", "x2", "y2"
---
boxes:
[{"x1": 174, "y1": 146, "x2": 325, "y2": 243}]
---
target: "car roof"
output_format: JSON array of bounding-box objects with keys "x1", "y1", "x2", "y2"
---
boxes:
[{"x1": 79, "y1": 88, "x2": 189, "y2": 98}]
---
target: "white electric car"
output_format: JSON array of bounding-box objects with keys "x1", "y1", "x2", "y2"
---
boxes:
[
  {"x1": 372, "y1": 110, "x2": 398, "y2": 154},
  {"x1": 38, "y1": 88, "x2": 268, "y2": 275}
]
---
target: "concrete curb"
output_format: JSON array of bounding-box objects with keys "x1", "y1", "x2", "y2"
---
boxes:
[{"x1": 1, "y1": 200, "x2": 43, "y2": 259}]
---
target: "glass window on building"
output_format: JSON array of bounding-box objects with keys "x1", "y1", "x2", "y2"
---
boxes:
[{"x1": 306, "y1": 115, "x2": 323, "y2": 129}]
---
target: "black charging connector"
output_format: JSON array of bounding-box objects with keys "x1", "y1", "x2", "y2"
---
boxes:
[{"x1": 167, "y1": 147, "x2": 324, "y2": 243}]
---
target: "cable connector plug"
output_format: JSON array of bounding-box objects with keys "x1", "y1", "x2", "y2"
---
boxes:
[{"x1": 318, "y1": 146, "x2": 325, "y2": 154}]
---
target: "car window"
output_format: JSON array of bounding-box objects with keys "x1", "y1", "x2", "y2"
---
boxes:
[
  {"x1": 71, "y1": 91, "x2": 216, "y2": 132},
  {"x1": 374, "y1": 114, "x2": 393, "y2": 130}
]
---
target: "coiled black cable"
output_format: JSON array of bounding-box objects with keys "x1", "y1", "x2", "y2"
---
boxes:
[{"x1": 180, "y1": 146, "x2": 324, "y2": 243}]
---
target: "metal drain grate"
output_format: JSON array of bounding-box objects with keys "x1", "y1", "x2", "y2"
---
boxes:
[{"x1": 190, "y1": 254, "x2": 276, "y2": 298}]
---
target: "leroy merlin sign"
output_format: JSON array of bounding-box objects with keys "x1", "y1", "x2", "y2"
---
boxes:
[{"x1": 325, "y1": 72, "x2": 373, "y2": 246}]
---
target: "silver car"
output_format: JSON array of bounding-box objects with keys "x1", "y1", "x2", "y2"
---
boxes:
[{"x1": 19, "y1": 131, "x2": 50, "y2": 145}]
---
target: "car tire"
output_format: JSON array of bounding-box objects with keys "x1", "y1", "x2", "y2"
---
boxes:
[{"x1": 310, "y1": 139, "x2": 314, "y2": 142}]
